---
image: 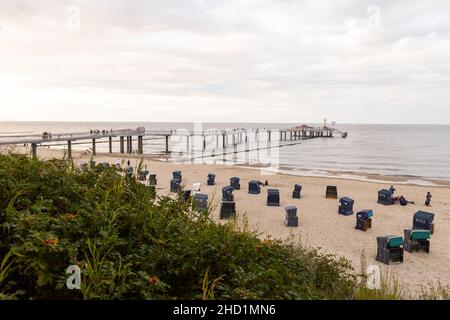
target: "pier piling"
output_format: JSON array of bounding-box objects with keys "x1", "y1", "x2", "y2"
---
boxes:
[
  {"x1": 120, "y1": 137, "x2": 125, "y2": 154},
  {"x1": 68, "y1": 141, "x2": 72, "y2": 159}
]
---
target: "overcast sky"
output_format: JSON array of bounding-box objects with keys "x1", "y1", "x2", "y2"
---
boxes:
[{"x1": 0, "y1": 0, "x2": 449, "y2": 123}]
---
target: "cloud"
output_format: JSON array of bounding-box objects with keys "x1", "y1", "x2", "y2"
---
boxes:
[{"x1": 0, "y1": 0, "x2": 449, "y2": 123}]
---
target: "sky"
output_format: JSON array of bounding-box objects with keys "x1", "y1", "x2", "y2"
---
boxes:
[{"x1": 0, "y1": 0, "x2": 449, "y2": 124}]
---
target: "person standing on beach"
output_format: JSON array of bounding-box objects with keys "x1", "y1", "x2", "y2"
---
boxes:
[
  {"x1": 425, "y1": 192, "x2": 432, "y2": 206},
  {"x1": 389, "y1": 185, "x2": 396, "y2": 195}
]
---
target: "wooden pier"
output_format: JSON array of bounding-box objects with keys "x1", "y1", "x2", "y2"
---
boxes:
[{"x1": 0, "y1": 125, "x2": 346, "y2": 159}]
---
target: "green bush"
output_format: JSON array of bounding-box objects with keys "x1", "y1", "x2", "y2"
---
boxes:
[{"x1": 0, "y1": 154, "x2": 359, "y2": 300}]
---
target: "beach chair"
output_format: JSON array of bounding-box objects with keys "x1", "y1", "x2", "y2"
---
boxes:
[
  {"x1": 284, "y1": 206, "x2": 298, "y2": 227},
  {"x1": 403, "y1": 229, "x2": 431, "y2": 253},
  {"x1": 413, "y1": 211, "x2": 435, "y2": 234},
  {"x1": 220, "y1": 201, "x2": 236, "y2": 220},
  {"x1": 100, "y1": 162, "x2": 110, "y2": 169},
  {"x1": 378, "y1": 189, "x2": 395, "y2": 206},
  {"x1": 339, "y1": 197, "x2": 354, "y2": 216},
  {"x1": 248, "y1": 180, "x2": 261, "y2": 194},
  {"x1": 180, "y1": 189, "x2": 192, "y2": 203},
  {"x1": 146, "y1": 185, "x2": 156, "y2": 200},
  {"x1": 193, "y1": 183, "x2": 201, "y2": 193},
  {"x1": 170, "y1": 179, "x2": 181, "y2": 193},
  {"x1": 207, "y1": 174, "x2": 216, "y2": 186},
  {"x1": 292, "y1": 184, "x2": 302, "y2": 199},
  {"x1": 326, "y1": 186, "x2": 338, "y2": 199},
  {"x1": 222, "y1": 186, "x2": 235, "y2": 202},
  {"x1": 126, "y1": 166, "x2": 134, "y2": 178},
  {"x1": 192, "y1": 193, "x2": 208, "y2": 212},
  {"x1": 376, "y1": 236, "x2": 404, "y2": 265},
  {"x1": 172, "y1": 171, "x2": 182, "y2": 182},
  {"x1": 138, "y1": 170, "x2": 149, "y2": 182},
  {"x1": 355, "y1": 210, "x2": 373, "y2": 231},
  {"x1": 230, "y1": 177, "x2": 241, "y2": 190},
  {"x1": 149, "y1": 174, "x2": 157, "y2": 186},
  {"x1": 267, "y1": 189, "x2": 280, "y2": 207}
]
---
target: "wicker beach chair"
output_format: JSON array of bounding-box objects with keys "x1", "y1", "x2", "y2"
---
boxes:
[
  {"x1": 220, "y1": 201, "x2": 236, "y2": 220},
  {"x1": 267, "y1": 189, "x2": 280, "y2": 207},
  {"x1": 376, "y1": 236, "x2": 404, "y2": 265},
  {"x1": 413, "y1": 211, "x2": 435, "y2": 234},
  {"x1": 355, "y1": 210, "x2": 373, "y2": 231},
  {"x1": 149, "y1": 174, "x2": 157, "y2": 186},
  {"x1": 284, "y1": 206, "x2": 298, "y2": 227},
  {"x1": 230, "y1": 177, "x2": 241, "y2": 190},
  {"x1": 403, "y1": 229, "x2": 431, "y2": 253},
  {"x1": 222, "y1": 186, "x2": 234, "y2": 202},
  {"x1": 292, "y1": 184, "x2": 302, "y2": 199},
  {"x1": 378, "y1": 189, "x2": 395, "y2": 206},
  {"x1": 138, "y1": 170, "x2": 149, "y2": 181},
  {"x1": 207, "y1": 173, "x2": 216, "y2": 186},
  {"x1": 248, "y1": 180, "x2": 261, "y2": 194},
  {"x1": 192, "y1": 193, "x2": 208, "y2": 212},
  {"x1": 326, "y1": 186, "x2": 338, "y2": 199},
  {"x1": 339, "y1": 197, "x2": 354, "y2": 216},
  {"x1": 170, "y1": 179, "x2": 181, "y2": 193},
  {"x1": 172, "y1": 171, "x2": 182, "y2": 182}
]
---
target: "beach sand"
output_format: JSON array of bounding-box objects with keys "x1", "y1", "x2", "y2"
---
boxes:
[{"x1": 4, "y1": 145, "x2": 450, "y2": 297}]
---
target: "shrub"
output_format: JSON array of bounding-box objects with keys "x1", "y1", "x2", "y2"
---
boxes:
[{"x1": 0, "y1": 154, "x2": 359, "y2": 300}]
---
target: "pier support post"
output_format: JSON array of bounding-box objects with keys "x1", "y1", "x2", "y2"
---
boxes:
[
  {"x1": 68, "y1": 141, "x2": 72, "y2": 159},
  {"x1": 120, "y1": 137, "x2": 125, "y2": 153},
  {"x1": 109, "y1": 137, "x2": 113, "y2": 154},
  {"x1": 138, "y1": 136, "x2": 143, "y2": 154},
  {"x1": 165, "y1": 135, "x2": 169, "y2": 154},
  {"x1": 92, "y1": 139, "x2": 96, "y2": 156},
  {"x1": 31, "y1": 143, "x2": 37, "y2": 159},
  {"x1": 222, "y1": 134, "x2": 226, "y2": 148},
  {"x1": 268, "y1": 130, "x2": 271, "y2": 141},
  {"x1": 129, "y1": 136, "x2": 133, "y2": 154},
  {"x1": 203, "y1": 135, "x2": 206, "y2": 150}
]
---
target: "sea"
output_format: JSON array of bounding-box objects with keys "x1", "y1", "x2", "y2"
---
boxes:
[{"x1": 1, "y1": 122, "x2": 450, "y2": 184}]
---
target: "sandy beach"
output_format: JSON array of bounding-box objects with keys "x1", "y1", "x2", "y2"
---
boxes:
[{"x1": 4, "y1": 145, "x2": 450, "y2": 297}]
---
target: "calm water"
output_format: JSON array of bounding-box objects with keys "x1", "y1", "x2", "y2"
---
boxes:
[{"x1": 1, "y1": 122, "x2": 450, "y2": 181}]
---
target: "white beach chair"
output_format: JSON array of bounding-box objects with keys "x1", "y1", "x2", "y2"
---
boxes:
[{"x1": 193, "y1": 183, "x2": 201, "y2": 194}]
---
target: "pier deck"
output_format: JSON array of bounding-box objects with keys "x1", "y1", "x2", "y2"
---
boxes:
[{"x1": 0, "y1": 125, "x2": 345, "y2": 159}]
